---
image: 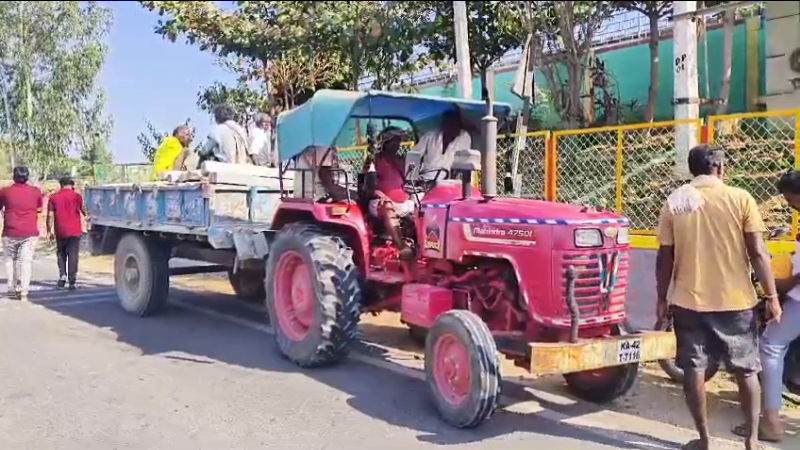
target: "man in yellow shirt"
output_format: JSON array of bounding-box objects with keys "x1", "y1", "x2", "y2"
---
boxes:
[
  {"x1": 656, "y1": 145, "x2": 780, "y2": 450},
  {"x1": 151, "y1": 125, "x2": 193, "y2": 180}
]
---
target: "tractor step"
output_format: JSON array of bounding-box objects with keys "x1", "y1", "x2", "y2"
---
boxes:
[{"x1": 528, "y1": 330, "x2": 676, "y2": 375}]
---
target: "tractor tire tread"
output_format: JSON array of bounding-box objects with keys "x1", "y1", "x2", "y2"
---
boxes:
[{"x1": 267, "y1": 222, "x2": 362, "y2": 368}]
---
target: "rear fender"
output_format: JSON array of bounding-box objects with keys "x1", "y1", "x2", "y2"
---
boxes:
[
  {"x1": 272, "y1": 202, "x2": 369, "y2": 271},
  {"x1": 89, "y1": 225, "x2": 123, "y2": 255}
]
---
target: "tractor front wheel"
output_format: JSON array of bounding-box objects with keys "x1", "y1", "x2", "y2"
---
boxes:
[
  {"x1": 265, "y1": 223, "x2": 362, "y2": 368},
  {"x1": 425, "y1": 310, "x2": 500, "y2": 428},
  {"x1": 563, "y1": 363, "x2": 639, "y2": 403}
]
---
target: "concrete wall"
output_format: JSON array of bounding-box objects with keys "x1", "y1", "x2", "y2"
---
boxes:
[{"x1": 763, "y1": 1, "x2": 800, "y2": 111}]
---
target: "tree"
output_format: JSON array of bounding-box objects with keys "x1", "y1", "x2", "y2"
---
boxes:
[
  {"x1": 518, "y1": 1, "x2": 614, "y2": 128},
  {"x1": 139, "y1": 1, "x2": 424, "y2": 111},
  {"x1": 136, "y1": 120, "x2": 166, "y2": 163},
  {"x1": 198, "y1": 80, "x2": 270, "y2": 124},
  {"x1": 617, "y1": 2, "x2": 672, "y2": 122},
  {"x1": 411, "y1": 1, "x2": 525, "y2": 100},
  {"x1": 0, "y1": 2, "x2": 112, "y2": 177}
]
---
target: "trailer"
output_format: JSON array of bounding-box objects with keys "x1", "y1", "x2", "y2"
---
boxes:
[{"x1": 85, "y1": 164, "x2": 287, "y2": 313}]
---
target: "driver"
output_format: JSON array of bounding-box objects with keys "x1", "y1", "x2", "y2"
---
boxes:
[
  {"x1": 415, "y1": 110, "x2": 472, "y2": 180},
  {"x1": 367, "y1": 127, "x2": 415, "y2": 260}
]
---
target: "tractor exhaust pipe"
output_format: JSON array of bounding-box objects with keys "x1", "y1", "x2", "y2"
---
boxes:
[
  {"x1": 566, "y1": 265, "x2": 580, "y2": 343},
  {"x1": 481, "y1": 112, "x2": 498, "y2": 199}
]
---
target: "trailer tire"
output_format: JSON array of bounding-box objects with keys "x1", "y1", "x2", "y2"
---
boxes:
[
  {"x1": 114, "y1": 233, "x2": 170, "y2": 317},
  {"x1": 425, "y1": 310, "x2": 500, "y2": 428},
  {"x1": 265, "y1": 223, "x2": 362, "y2": 368},
  {"x1": 229, "y1": 268, "x2": 266, "y2": 301}
]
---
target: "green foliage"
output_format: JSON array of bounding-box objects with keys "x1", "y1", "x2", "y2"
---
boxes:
[
  {"x1": 139, "y1": 1, "x2": 426, "y2": 111},
  {"x1": 197, "y1": 79, "x2": 270, "y2": 124},
  {"x1": 409, "y1": 1, "x2": 524, "y2": 99},
  {"x1": 136, "y1": 120, "x2": 166, "y2": 163},
  {"x1": 0, "y1": 1, "x2": 112, "y2": 178}
]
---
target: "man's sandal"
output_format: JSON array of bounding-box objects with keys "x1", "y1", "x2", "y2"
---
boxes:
[
  {"x1": 731, "y1": 423, "x2": 782, "y2": 443},
  {"x1": 681, "y1": 439, "x2": 709, "y2": 450}
]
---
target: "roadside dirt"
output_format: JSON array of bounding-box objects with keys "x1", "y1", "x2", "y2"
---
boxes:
[{"x1": 80, "y1": 254, "x2": 799, "y2": 447}]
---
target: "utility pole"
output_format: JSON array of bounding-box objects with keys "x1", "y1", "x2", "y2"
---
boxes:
[
  {"x1": 453, "y1": 1, "x2": 473, "y2": 99},
  {"x1": 673, "y1": 1, "x2": 700, "y2": 178}
]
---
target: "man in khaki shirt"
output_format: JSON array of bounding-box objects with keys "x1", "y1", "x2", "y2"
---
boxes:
[{"x1": 656, "y1": 145, "x2": 781, "y2": 450}]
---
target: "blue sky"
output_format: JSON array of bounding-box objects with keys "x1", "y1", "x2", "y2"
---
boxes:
[{"x1": 101, "y1": 1, "x2": 235, "y2": 163}]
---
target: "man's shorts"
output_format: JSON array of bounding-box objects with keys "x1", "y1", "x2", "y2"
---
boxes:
[
  {"x1": 671, "y1": 305, "x2": 761, "y2": 374},
  {"x1": 368, "y1": 198, "x2": 416, "y2": 218}
]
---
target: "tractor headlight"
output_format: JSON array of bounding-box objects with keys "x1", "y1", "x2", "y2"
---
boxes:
[
  {"x1": 617, "y1": 227, "x2": 630, "y2": 245},
  {"x1": 574, "y1": 228, "x2": 603, "y2": 248}
]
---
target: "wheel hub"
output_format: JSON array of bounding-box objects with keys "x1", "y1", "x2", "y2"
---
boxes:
[
  {"x1": 123, "y1": 256, "x2": 140, "y2": 291},
  {"x1": 433, "y1": 333, "x2": 471, "y2": 406},
  {"x1": 274, "y1": 251, "x2": 315, "y2": 341}
]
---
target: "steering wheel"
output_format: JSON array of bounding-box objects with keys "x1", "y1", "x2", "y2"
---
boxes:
[{"x1": 404, "y1": 168, "x2": 449, "y2": 194}]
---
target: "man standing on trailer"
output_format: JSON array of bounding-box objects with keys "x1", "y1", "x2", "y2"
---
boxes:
[
  {"x1": 248, "y1": 113, "x2": 274, "y2": 167},
  {"x1": 47, "y1": 176, "x2": 87, "y2": 290},
  {"x1": 0, "y1": 166, "x2": 43, "y2": 301},
  {"x1": 655, "y1": 145, "x2": 781, "y2": 450}
]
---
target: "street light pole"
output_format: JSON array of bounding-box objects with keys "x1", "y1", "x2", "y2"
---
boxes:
[{"x1": 453, "y1": 1, "x2": 472, "y2": 99}]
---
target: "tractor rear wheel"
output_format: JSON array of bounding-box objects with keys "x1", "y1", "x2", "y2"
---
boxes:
[
  {"x1": 563, "y1": 363, "x2": 638, "y2": 403},
  {"x1": 265, "y1": 223, "x2": 362, "y2": 368},
  {"x1": 656, "y1": 320, "x2": 720, "y2": 383},
  {"x1": 228, "y1": 268, "x2": 266, "y2": 301},
  {"x1": 425, "y1": 310, "x2": 500, "y2": 428},
  {"x1": 114, "y1": 233, "x2": 170, "y2": 317}
]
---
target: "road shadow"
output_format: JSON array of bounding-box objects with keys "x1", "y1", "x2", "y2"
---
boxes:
[{"x1": 9, "y1": 279, "x2": 688, "y2": 449}]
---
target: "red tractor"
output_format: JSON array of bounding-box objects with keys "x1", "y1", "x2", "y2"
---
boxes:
[{"x1": 267, "y1": 90, "x2": 675, "y2": 428}]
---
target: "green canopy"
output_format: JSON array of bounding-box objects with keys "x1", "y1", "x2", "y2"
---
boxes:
[{"x1": 276, "y1": 89, "x2": 512, "y2": 161}]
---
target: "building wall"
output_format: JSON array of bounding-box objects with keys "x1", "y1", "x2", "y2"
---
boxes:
[{"x1": 418, "y1": 23, "x2": 763, "y2": 125}]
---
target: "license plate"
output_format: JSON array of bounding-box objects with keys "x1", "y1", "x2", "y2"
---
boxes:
[{"x1": 617, "y1": 338, "x2": 642, "y2": 364}]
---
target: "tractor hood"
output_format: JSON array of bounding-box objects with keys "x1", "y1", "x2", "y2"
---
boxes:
[{"x1": 446, "y1": 197, "x2": 629, "y2": 226}]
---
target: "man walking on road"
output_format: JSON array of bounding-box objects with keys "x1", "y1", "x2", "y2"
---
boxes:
[
  {"x1": 656, "y1": 145, "x2": 781, "y2": 450},
  {"x1": 46, "y1": 176, "x2": 87, "y2": 290},
  {"x1": 0, "y1": 167, "x2": 43, "y2": 301}
]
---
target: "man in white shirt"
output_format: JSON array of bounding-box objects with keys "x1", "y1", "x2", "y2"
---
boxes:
[
  {"x1": 415, "y1": 110, "x2": 472, "y2": 180},
  {"x1": 248, "y1": 113, "x2": 274, "y2": 167},
  {"x1": 198, "y1": 104, "x2": 250, "y2": 165}
]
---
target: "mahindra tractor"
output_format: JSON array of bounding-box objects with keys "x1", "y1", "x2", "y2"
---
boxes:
[{"x1": 265, "y1": 90, "x2": 675, "y2": 428}]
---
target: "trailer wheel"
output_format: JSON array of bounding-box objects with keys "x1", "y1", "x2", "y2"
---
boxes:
[
  {"x1": 228, "y1": 268, "x2": 266, "y2": 301},
  {"x1": 114, "y1": 233, "x2": 170, "y2": 317},
  {"x1": 425, "y1": 310, "x2": 500, "y2": 428},
  {"x1": 265, "y1": 223, "x2": 362, "y2": 367}
]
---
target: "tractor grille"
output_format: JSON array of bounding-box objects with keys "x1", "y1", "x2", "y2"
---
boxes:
[{"x1": 559, "y1": 251, "x2": 629, "y2": 318}]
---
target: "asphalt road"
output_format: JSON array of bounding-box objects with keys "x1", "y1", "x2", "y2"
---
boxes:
[{"x1": 0, "y1": 252, "x2": 757, "y2": 449}]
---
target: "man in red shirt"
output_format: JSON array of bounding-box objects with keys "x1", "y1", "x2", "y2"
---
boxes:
[
  {"x1": 0, "y1": 167, "x2": 43, "y2": 301},
  {"x1": 46, "y1": 176, "x2": 87, "y2": 290}
]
